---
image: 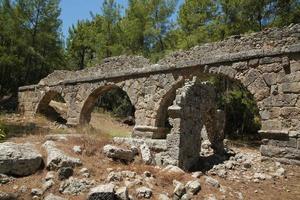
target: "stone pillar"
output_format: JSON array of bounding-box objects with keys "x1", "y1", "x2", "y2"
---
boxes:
[{"x1": 18, "y1": 86, "x2": 41, "y2": 117}]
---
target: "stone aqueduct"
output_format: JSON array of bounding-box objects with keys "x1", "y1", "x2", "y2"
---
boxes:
[{"x1": 19, "y1": 24, "x2": 300, "y2": 168}]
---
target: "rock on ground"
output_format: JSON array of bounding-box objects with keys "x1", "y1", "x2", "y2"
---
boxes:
[
  {"x1": 58, "y1": 167, "x2": 74, "y2": 180},
  {"x1": 136, "y1": 187, "x2": 152, "y2": 199},
  {"x1": 140, "y1": 143, "x2": 152, "y2": 164},
  {"x1": 59, "y1": 177, "x2": 94, "y2": 195},
  {"x1": 115, "y1": 186, "x2": 129, "y2": 200},
  {"x1": 73, "y1": 146, "x2": 82, "y2": 154},
  {"x1": 87, "y1": 183, "x2": 116, "y2": 200},
  {"x1": 162, "y1": 165, "x2": 185, "y2": 174},
  {"x1": 158, "y1": 193, "x2": 170, "y2": 200},
  {"x1": 185, "y1": 180, "x2": 201, "y2": 195},
  {"x1": 173, "y1": 180, "x2": 186, "y2": 199},
  {"x1": 205, "y1": 176, "x2": 220, "y2": 188},
  {"x1": 0, "y1": 192, "x2": 18, "y2": 200},
  {"x1": 0, "y1": 174, "x2": 12, "y2": 184},
  {"x1": 43, "y1": 141, "x2": 82, "y2": 170},
  {"x1": 103, "y1": 145, "x2": 136, "y2": 162},
  {"x1": 0, "y1": 142, "x2": 43, "y2": 176},
  {"x1": 44, "y1": 193, "x2": 67, "y2": 200}
]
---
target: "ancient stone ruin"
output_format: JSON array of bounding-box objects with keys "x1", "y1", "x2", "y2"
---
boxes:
[{"x1": 19, "y1": 24, "x2": 300, "y2": 167}]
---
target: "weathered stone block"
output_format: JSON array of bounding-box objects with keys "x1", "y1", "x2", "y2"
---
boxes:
[
  {"x1": 0, "y1": 142, "x2": 43, "y2": 176},
  {"x1": 280, "y1": 107, "x2": 300, "y2": 118},
  {"x1": 290, "y1": 60, "x2": 300, "y2": 72},
  {"x1": 259, "y1": 57, "x2": 282, "y2": 65},
  {"x1": 261, "y1": 120, "x2": 282, "y2": 130},
  {"x1": 281, "y1": 82, "x2": 300, "y2": 93},
  {"x1": 241, "y1": 69, "x2": 260, "y2": 86},
  {"x1": 258, "y1": 63, "x2": 283, "y2": 73},
  {"x1": 260, "y1": 107, "x2": 281, "y2": 120},
  {"x1": 232, "y1": 61, "x2": 248, "y2": 70},
  {"x1": 263, "y1": 73, "x2": 278, "y2": 86},
  {"x1": 260, "y1": 145, "x2": 300, "y2": 161},
  {"x1": 248, "y1": 59, "x2": 259, "y2": 67},
  {"x1": 219, "y1": 65, "x2": 237, "y2": 78},
  {"x1": 268, "y1": 138, "x2": 297, "y2": 148},
  {"x1": 247, "y1": 79, "x2": 270, "y2": 101},
  {"x1": 262, "y1": 94, "x2": 298, "y2": 107},
  {"x1": 278, "y1": 71, "x2": 300, "y2": 83}
]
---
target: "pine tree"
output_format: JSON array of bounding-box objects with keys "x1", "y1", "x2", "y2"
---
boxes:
[
  {"x1": 66, "y1": 20, "x2": 96, "y2": 70},
  {"x1": 0, "y1": 0, "x2": 64, "y2": 96},
  {"x1": 272, "y1": 0, "x2": 300, "y2": 26},
  {"x1": 177, "y1": 0, "x2": 217, "y2": 48}
]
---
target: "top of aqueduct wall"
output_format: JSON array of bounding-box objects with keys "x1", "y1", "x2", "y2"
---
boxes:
[{"x1": 19, "y1": 24, "x2": 300, "y2": 91}]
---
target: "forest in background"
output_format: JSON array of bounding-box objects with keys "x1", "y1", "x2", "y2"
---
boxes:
[{"x1": 0, "y1": 0, "x2": 300, "y2": 139}]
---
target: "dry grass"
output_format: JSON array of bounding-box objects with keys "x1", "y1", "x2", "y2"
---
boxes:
[{"x1": 0, "y1": 114, "x2": 300, "y2": 200}]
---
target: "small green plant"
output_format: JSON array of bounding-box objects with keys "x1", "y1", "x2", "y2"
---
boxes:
[{"x1": 0, "y1": 123, "x2": 7, "y2": 141}]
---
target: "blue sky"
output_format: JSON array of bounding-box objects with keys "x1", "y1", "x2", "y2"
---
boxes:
[{"x1": 60, "y1": 0, "x2": 183, "y2": 38}]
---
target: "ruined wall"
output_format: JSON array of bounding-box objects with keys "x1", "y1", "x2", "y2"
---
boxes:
[
  {"x1": 162, "y1": 80, "x2": 218, "y2": 170},
  {"x1": 18, "y1": 24, "x2": 300, "y2": 164}
]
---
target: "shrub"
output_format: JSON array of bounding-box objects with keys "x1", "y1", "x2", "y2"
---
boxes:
[
  {"x1": 0, "y1": 123, "x2": 7, "y2": 140},
  {"x1": 211, "y1": 76, "x2": 261, "y2": 140}
]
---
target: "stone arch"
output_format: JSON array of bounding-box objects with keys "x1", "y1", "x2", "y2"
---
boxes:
[
  {"x1": 163, "y1": 79, "x2": 221, "y2": 170},
  {"x1": 36, "y1": 90, "x2": 68, "y2": 123},
  {"x1": 153, "y1": 78, "x2": 185, "y2": 138},
  {"x1": 79, "y1": 84, "x2": 135, "y2": 124}
]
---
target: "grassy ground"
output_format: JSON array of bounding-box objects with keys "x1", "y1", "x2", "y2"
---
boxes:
[{"x1": 89, "y1": 111, "x2": 132, "y2": 138}]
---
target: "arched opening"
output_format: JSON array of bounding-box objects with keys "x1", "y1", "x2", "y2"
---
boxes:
[
  {"x1": 155, "y1": 75, "x2": 262, "y2": 171},
  {"x1": 80, "y1": 85, "x2": 135, "y2": 137},
  {"x1": 156, "y1": 75, "x2": 262, "y2": 143},
  {"x1": 211, "y1": 75, "x2": 261, "y2": 142},
  {"x1": 36, "y1": 91, "x2": 68, "y2": 124},
  {"x1": 155, "y1": 80, "x2": 184, "y2": 139}
]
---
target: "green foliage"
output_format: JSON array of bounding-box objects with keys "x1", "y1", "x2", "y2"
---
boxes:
[
  {"x1": 66, "y1": 0, "x2": 178, "y2": 67},
  {"x1": 174, "y1": 0, "x2": 300, "y2": 48},
  {"x1": 0, "y1": 123, "x2": 7, "y2": 140},
  {"x1": 0, "y1": 0, "x2": 65, "y2": 97},
  {"x1": 95, "y1": 88, "x2": 135, "y2": 118},
  {"x1": 211, "y1": 77, "x2": 261, "y2": 139}
]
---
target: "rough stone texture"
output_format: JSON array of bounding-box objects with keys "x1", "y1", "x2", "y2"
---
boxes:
[
  {"x1": 0, "y1": 192, "x2": 18, "y2": 200},
  {"x1": 205, "y1": 176, "x2": 220, "y2": 188},
  {"x1": 87, "y1": 183, "x2": 116, "y2": 200},
  {"x1": 18, "y1": 24, "x2": 300, "y2": 165},
  {"x1": 162, "y1": 80, "x2": 223, "y2": 170},
  {"x1": 173, "y1": 180, "x2": 186, "y2": 199},
  {"x1": 59, "y1": 177, "x2": 94, "y2": 195},
  {"x1": 136, "y1": 186, "x2": 152, "y2": 199},
  {"x1": 161, "y1": 165, "x2": 185, "y2": 174},
  {"x1": 185, "y1": 180, "x2": 201, "y2": 195},
  {"x1": 103, "y1": 145, "x2": 136, "y2": 162},
  {"x1": 44, "y1": 193, "x2": 67, "y2": 200},
  {"x1": 140, "y1": 143, "x2": 152, "y2": 164},
  {"x1": 113, "y1": 137, "x2": 167, "y2": 151},
  {"x1": 58, "y1": 167, "x2": 74, "y2": 180},
  {"x1": 0, "y1": 142, "x2": 43, "y2": 176},
  {"x1": 115, "y1": 187, "x2": 129, "y2": 200},
  {"x1": 43, "y1": 141, "x2": 82, "y2": 170}
]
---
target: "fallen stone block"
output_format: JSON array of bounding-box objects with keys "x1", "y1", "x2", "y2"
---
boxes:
[
  {"x1": 43, "y1": 141, "x2": 82, "y2": 170},
  {"x1": 0, "y1": 142, "x2": 43, "y2": 176},
  {"x1": 44, "y1": 193, "x2": 67, "y2": 200},
  {"x1": 87, "y1": 183, "x2": 116, "y2": 200},
  {"x1": 103, "y1": 145, "x2": 136, "y2": 162}
]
